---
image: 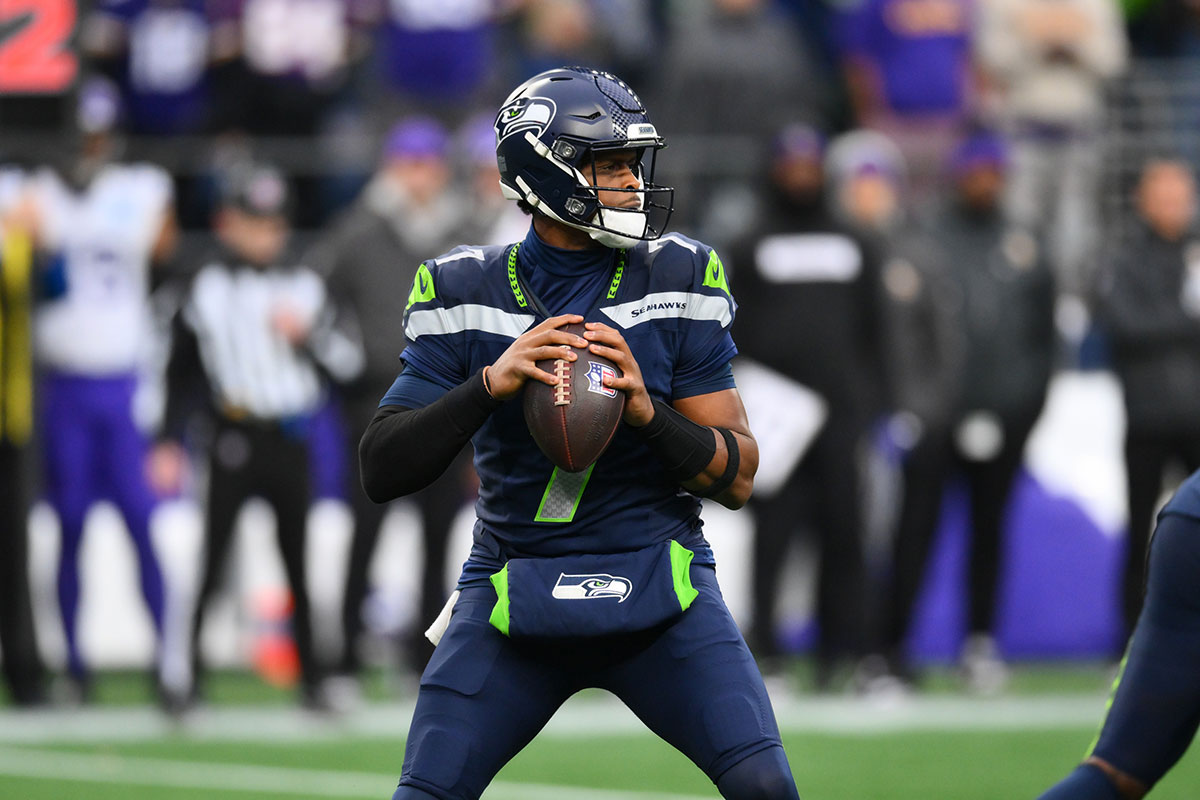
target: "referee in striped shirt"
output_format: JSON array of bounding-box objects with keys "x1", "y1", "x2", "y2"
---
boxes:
[{"x1": 151, "y1": 164, "x2": 363, "y2": 709}]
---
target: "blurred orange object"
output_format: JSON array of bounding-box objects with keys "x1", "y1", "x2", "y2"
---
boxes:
[{"x1": 251, "y1": 588, "x2": 299, "y2": 687}]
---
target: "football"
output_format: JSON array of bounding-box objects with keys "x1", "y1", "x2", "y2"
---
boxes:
[{"x1": 523, "y1": 322, "x2": 625, "y2": 473}]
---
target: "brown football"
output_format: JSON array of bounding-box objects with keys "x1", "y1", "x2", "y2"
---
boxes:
[{"x1": 522, "y1": 323, "x2": 625, "y2": 472}]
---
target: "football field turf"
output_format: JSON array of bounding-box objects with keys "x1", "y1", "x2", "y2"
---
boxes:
[{"x1": 1, "y1": 668, "x2": 1197, "y2": 799}]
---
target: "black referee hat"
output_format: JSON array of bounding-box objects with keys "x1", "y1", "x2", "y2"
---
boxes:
[{"x1": 221, "y1": 163, "x2": 291, "y2": 217}]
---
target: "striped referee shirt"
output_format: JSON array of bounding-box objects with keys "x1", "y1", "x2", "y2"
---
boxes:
[{"x1": 176, "y1": 258, "x2": 364, "y2": 422}]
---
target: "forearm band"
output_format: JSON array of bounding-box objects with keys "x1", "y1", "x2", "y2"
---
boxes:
[
  {"x1": 693, "y1": 427, "x2": 740, "y2": 498},
  {"x1": 635, "y1": 399, "x2": 718, "y2": 484},
  {"x1": 359, "y1": 368, "x2": 500, "y2": 502}
]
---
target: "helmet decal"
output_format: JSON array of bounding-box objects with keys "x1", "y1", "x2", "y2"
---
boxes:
[{"x1": 495, "y1": 97, "x2": 557, "y2": 144}]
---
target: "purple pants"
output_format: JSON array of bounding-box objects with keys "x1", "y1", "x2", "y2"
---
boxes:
[{"x1": 39, "y1": 372, "x2": 165, "y2": 679}]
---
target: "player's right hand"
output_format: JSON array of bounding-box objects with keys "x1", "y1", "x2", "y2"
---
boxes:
[{"x1": 485, "y1": 314, "x2": 588, "y2": 400}]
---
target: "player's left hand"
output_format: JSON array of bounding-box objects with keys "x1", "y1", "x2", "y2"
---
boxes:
[{"x1": 582, "y1": 322, "x2": 653, "y2": 426}]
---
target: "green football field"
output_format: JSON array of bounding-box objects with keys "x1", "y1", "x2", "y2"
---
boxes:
[{"x1": 1, "y1": 666, "x2": 1197, "y2": 799}]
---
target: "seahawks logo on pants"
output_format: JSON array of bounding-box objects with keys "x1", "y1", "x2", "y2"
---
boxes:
[{"x1": 552, "y1": 573, "x2": 632, "y2": 603}]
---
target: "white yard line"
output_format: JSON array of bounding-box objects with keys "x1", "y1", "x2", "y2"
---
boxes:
[
  {"x1": 0, "y1": 746, "x2": 718, "y2": 800},
  {"x1": 0, "y1": 693, "x2": 1109, "y2": 744},
  {"x1": 0, "y1": 746, "x2": 387, "y2": 797}
]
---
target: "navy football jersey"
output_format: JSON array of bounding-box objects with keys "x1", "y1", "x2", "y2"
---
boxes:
[
  {"x1": 383, "y1": 228, "x2": 738, "y2": 587},
  {"x1": 1160, "y1": 468, "x2": 1200, "y2": 523}
]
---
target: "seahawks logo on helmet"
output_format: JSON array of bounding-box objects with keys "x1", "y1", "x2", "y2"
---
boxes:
[
  {"x1": 552, "y1": 573, "x2": 632, "y2": 602},
  {"x1": 495, "y1": 97, "x2": 557, "y2": 143}
]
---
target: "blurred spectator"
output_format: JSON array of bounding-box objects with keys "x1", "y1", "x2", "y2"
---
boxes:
[
  {"x1": 83, "y1": 0, "x2": 215, "y2": 137},
  {"x1": 836, "y1": 0, "x2": 974, "y2": 194},
  {"x1": 1095, "y1": 158, "x2": 1200, "y2": 639},
  {"x1": 0, "y1": 167, "x2": 47, "y2": 707},
  {"x1": 306, "y1": 118, "x2": 473, "y2": 684},
  {"x1": 153, "y1": 163, "x2": 363, "y2": 708},
  {"x1": 27, "y1": 78, "x2": 177, "y2": 700},
  {"x1": 825, "y1": 128, "x2": 910, "y2": 241},
  {"x1": 516, "y1": 0, "x2": 606, "y2": 76},
  {"x1": 732, "y1": 123, "x2": 884, "y2": 687},
  {"x1": 873, "y1": 133, "x2": 1055, "y2": 692},
  {"x1": 510, "y1": 0, "x2": 661, "y2": 83},
  {"x1": 455, "y1": 113, "x2": 530, "y2": 246},
  {"x1": 976, "y1": 0, "x2": 1127, "y2": 331},
  {"x1": 373, "y1": 0, "x2": 507, "y2": 121},
  {"x1": 83, "y1": 0, "x2": 219, "y2": 229},
  {"x1": 652, "y1": 0, "x2": 829, "y2": 232},
  {"x1": 208, "y1": 0, "x2": 375, "y2": 228}
]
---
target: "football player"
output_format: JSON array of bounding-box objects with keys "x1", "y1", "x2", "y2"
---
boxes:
[
  {"x1": 27, "y1": 77, "x2": 176, "y2": 699},
  {"x1": 360, "y1": 67, "x2": 800, "y2": 799},
  {"x1": 1038, "y1": 467, "x2": 1200, "y2": 799}
]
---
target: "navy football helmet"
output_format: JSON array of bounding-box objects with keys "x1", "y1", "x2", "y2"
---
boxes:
[{"x1": 494, "y1": 66, "x2": 674, "y2": 248}]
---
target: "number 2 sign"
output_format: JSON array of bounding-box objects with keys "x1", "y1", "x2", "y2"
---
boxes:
[{"x1": 0, "y1": 0, "x2": 78, "y2": 94}]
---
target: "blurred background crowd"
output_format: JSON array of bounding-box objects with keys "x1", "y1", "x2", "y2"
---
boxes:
[{"x1": 2, "y1": 0, "x2": 1200, "y2": 712}]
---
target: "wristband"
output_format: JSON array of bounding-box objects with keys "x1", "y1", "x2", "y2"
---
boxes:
[{"x1": 694, "y1": 427, "x2": 740, "y2": 498}]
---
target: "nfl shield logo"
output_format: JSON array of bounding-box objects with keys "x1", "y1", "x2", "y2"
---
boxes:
[{"x1": 586, "y1": 362, "x2": 618, "y2": 398}]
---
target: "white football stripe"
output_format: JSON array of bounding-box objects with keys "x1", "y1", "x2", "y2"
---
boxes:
[
  {"x1": 600, "y1": 292, "x2": 732, "y2": 328},
  {"x1": 648, "y1": 233, "x2": 699, "y2": 254},
  {"x1": 406, "y1": 304, "x2": 535, "y2": 339},
  {"x1": 435, "y1": 248, "x2": 485, "y2": 264}
]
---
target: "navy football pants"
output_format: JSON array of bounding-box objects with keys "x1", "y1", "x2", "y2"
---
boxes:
[
  {"x1": 1039, "y1": 511, "x2": 1200, "y2": 798},
  {"x1": 392, "y1": 565, "x2": 798, "y2": 799}
]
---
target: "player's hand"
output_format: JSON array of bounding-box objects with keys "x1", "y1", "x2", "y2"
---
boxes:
[
  {"x1": 485, "y1": 314, "x2": 587, "y2": 400},
  {"x1": 147, "y1": 441, "x2": 187, "y2": 496},
  {"x1": 271, "y1": 306, "x2": 312, "y2": 345},
  {"x1": 582, "y1": 322, "x2": 653, "y2": 426}
]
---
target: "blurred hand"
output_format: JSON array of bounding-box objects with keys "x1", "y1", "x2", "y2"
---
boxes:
[
  {"x1": 271, "y1": 306, "x2": 311, "y2": 345},
  {"x1": 147, "y1": 441, "x2": 188, "y2": 496}
]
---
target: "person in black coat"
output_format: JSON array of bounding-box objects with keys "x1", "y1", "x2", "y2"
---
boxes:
[
  {"x1": 1096, "y1": 157, "x2": 1200, "y2": 639},
  {"x1": 305, "y1": 118, "x2": 477, "y2": 684},
  {"x1": 732, "y1": 124, "x2": 886, "y2": 686},
  {"x1": 874, "y1": 132, "x2": 1056, "y2": 692}
]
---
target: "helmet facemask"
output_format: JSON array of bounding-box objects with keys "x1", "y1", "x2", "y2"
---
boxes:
[{"x1": 563, "y1": 140, "x2": 674, "y2": 248}]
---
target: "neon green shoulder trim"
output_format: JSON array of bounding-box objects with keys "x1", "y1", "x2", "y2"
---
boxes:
[
  {"x1": 406, "y1": 263, "x2": 436, "y2": 311},
  {"x1": 702, "y1": 250, "x2": 730, "y2": 296}
]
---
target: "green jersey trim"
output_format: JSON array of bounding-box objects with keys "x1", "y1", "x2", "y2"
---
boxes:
[
  {"x1": 702, "y1": 250, "x2": 730, "y2": 296},
  {"x1": 488, "y1": 563, "x2": 511, "y2": 637},
  {"x1": 669, "y1": 540, "x2": 699, "y2": 612},
  {"x1": 406, "y1": 264, "x2": 436, "y2": 311}
]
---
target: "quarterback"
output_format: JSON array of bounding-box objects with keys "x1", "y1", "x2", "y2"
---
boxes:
[{"x1": 359, "y1": 67, "x2": 800, "y2": 799}]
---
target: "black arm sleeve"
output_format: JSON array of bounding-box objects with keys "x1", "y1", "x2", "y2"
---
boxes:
[
  {"x1": 634, "y1": 399, "x2": 719, "y2": 484},
  {"x1": 359, "y1": 369, "x2": 502, "y2": 503}
]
